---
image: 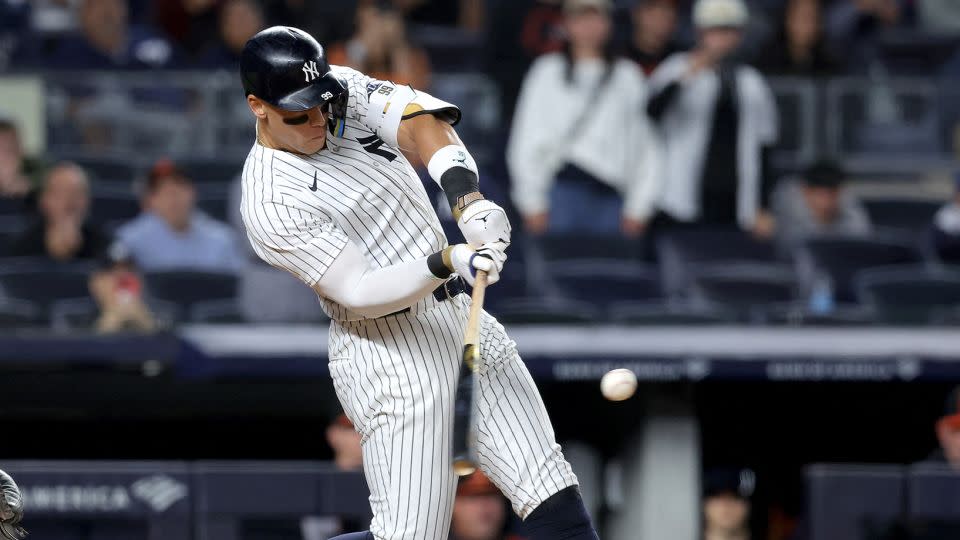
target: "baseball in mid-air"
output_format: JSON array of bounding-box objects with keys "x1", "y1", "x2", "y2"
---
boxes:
[{"x1": 600, "y1": 368, "x2": 637, "y2": 401}]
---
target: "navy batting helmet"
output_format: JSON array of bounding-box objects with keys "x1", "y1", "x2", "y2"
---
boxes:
[{"x1": 240, "y1": 26, "x2": 348, "y2": 116}]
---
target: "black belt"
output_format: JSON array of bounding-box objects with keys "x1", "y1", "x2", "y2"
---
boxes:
[{"x1": 388, "y1": 276, "x2": 467, "y2": 317}]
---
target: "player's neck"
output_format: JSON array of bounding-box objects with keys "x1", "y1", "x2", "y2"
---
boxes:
[{"x1": 256, "y1": 119, "x2": 321, "y2": 156}]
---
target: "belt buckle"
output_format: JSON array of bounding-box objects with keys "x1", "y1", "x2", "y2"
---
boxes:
[{"x1": 442, "y1": 278, "x2": 456, "y2": 301}]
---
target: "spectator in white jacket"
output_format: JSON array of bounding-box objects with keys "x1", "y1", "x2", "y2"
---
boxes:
[
  {"x1": 506, "y1": 0, "x2": 662, "y2": 238},
  {"x1": 647, "y1": 0, "x2": 779, "y2": 237}
]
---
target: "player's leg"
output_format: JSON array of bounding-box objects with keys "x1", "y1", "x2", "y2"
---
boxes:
[
  {"x1": 471, "y1": 310, "x2": 599, "y2": 539},
  {"x1": 329, "y1": 315, "x2": 460, "y2": 540}
]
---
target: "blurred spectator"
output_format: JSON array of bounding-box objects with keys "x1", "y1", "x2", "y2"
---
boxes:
[
  {"x1": 196, "y1": 0, "x2": 265, "y2": 68},
  {"x1": 116, "y1": 159, "x2": 244, "y2": 273},
  {"x1": 931, "y1": 173, "x2": 960, "y2": 264},
  {"x1": 702, "y1": 467, "x2": 755, "y2": 540},
  {"x1": 917, "y1": 0, "x2": 960, "y2": 32},
  {"x1": 507, "y1": 0, "x2": 662, "y2": 237},
  {"x1": 628, "y1": 0, "x2": 681, "y2": 76},
  {"x1": 772, "y1": 160, "x2": 871, "y2": 253},
  {"x1": 0, "y1": 120, "x2": 32, "y2": 202},
  {"x1": 754, "y1": 0, "x2": 839, "y2": 77},
  {"x1": 327, "y1": 2, "x2": 432, "y2": 89},
  {"x1": 153, "y1": 0, "x2": 220, "y2": 60},
  {"x1": 647, "y1": 0, "x2": 778, "y2": 237},
  {"x1": 451, "y1": 471, "x2": 526, "y2": 540},
  {"x1": 18, "y1": 0, "x2": 177, "y2": 69},
  {"x1": 393, "y1": 0, "x2": 485, "y2": 31},
  {"x1": 11, "y1": 162, "x2": 110, "y2": 261},
  {"x1": 929, "y1": 386, "x2": 960, "y2": 470},
  {"x1": 88, "y1": 241, "x2": 157, "y2": 333},
  {"x1": 825, "y1": 0, "x2": 906, "y2": 71},
  {"x1": 325, "y1": 413, "x2": 363, "y2": 471}
]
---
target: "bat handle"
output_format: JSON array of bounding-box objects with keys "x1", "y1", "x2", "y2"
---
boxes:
[{"x1": 464, "y1": 270, "x2": 487, "y2": 347}]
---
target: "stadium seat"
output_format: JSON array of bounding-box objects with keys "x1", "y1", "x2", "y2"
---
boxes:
[
  {"x1": 0, "y1": 219, "x2": 26, "y2": 257},
  {"x1": 855, "y1": 266, "x2": 960, "y2": 324},
  {"x1": 797, "y1": 235, "x2": 925, "y2": 303},
  {"x1": 690, "y1": 263, "x2": 798, "y2": 321},
  {"x1": 61, "y1": 155, "x2": 140, "y2": 184},
  {"x1": 144, "y1": 271, "x2": 240, "y2": 323},
  {"x1": 608, "y1": 302, "x2": 734, "y2": 325},
  {"x1": 175, "y1": 158, "x2": 240, "y2": 185},
  {"x1": 0, "y1": 299, "x2": 41, "y2": 328},
  {"x1": 656, "y1": 229, "x2": 778, "y2": 296},
  {"x1": 862, "y1": 198, "x2": 941, "y2": 236},
  {"x1": 907, "y1": 463, "x2": 960, "y2": 520},
  {"x1": 805, "y1": 464, "x2": 905, "y2": 540},
  {"x1": 0, "y1": 259, "x2": 95, "y2": 312},
  {"x1": 90, "y1": 191, "x2": 141, "y2": 230},
  {"x1": 551, "y1": 261, "x2": 662, "y2": 310},
  {"x1": 491, "y1": 297, "x2": 600, "y2": 324}
]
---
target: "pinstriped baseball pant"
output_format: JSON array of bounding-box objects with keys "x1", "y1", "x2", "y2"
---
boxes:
[{"x1": 328, "y1": 296, "x2": 578, "y2": 540}]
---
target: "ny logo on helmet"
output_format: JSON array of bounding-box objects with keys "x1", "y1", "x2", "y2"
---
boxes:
[{"x1": 302, "y1": 61, "x2": 320, "y2": 82}]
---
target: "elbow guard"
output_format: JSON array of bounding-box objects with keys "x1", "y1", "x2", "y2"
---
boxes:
[{"x1": 364, "y1": 83, "x2": 461, "y2": 147}]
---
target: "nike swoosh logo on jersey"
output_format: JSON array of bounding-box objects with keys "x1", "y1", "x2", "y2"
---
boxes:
[{"x1": 309, "y1": 172, "x2": 318, "y2": 192}]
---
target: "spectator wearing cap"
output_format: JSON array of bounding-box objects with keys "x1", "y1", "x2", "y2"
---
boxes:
[
  {"x1": 931, "y1": 173, "x2": 960, "y2": 264},
  {"x1": 628, "y1": 0, "x2": 682, "y2": 76},
  {"x1": 772, "y1": 160, "x2": 871, "y2": 254},
  {"x1": 115, "y1": 159, "x2": 244, "y2": 273},
  {"x1": 702, "y1": 467, "x2": 755, "y2": 540},
  {"x1": 507, "y1": 0, "x2": 662, "y2": 237},
  {"x1": 11, "y1": 162, "x2": 111, "y2": 262},
  {"x1": 754, "y1": 0, "x2": 839, "y2": 77},
  {"x1": 647, "y1": 0, "x2": 779, "y2": 238},
  {"x1": 451, "y1": 471, "x2": 526, "y2": 540},
  {"x1": 88, "y1": 241, "x2": 157, "y2": 333},
  {"x1": 928, "y1": 386, "x2": 960, "y2": 470}
]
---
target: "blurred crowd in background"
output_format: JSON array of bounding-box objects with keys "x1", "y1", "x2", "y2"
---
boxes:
[{"x1": 1, "y1": 0, "x2": 960, "y2": 332}]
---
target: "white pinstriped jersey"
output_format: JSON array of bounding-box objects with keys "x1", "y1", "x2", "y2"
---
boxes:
[
  {"x1": 240, "y1": 66, "x2": 448, "y2": 321},
  {"x1": 239, "y1": 66, "x2": 578, "y2": 539}
]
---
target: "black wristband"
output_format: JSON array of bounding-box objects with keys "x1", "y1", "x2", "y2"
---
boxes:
[
  {"x1": 427, "y1": 250, "x2": 453, "y2": 279},
  {"x1": 439, "y1": 167, "x2": 480, "y2": 212}
]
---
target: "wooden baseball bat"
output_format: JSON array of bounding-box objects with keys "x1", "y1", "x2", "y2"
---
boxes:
[{"x1": 452, "y1": 269, "x2": 488, "y2": 477}]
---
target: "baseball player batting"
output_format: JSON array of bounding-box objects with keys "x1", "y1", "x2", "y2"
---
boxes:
[{"x1": 238, "y1": 27, "x2": 598, "y2": 540}]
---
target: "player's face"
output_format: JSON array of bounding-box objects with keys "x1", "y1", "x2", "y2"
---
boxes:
[
  {"x1": 271, "y1": 103, "x2": 329, "y2": 155},
  {"x1": 451, "y1": 493, "x2": 506, "y2": 540}
]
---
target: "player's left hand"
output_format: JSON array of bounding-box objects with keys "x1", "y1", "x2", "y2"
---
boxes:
[
  {"x1": 449, "y1": 243, "x2": 505, "y2": 287},
  {"x1": 0, "y1": 470, "x2": 27, "y2": 540},
  {"x1": 457, "y1": 199, "x2": 511, "y2": 249}
]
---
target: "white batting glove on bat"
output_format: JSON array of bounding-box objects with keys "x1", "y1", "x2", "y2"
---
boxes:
[
  {"x1": 448, "y1": 243, "x2": 504, "y2": 287},
  {"x1": 457, "y1": 200, "x2": 512, "y2": 249}
]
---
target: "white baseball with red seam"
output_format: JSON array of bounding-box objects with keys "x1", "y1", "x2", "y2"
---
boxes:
[{"x1": 600, "y1": 368, "x2": 637, "y2": 401}]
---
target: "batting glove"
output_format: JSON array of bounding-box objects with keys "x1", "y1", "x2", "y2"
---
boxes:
[
  {"x1": 0, "y1": 470, "x2": 26, "y2": 540},
  {"x1": 448, "y1": 243, "x2": 505, "y2": 287},
  {"x1": 457, "y1": 200, "x2": 512, "y2": 250}
]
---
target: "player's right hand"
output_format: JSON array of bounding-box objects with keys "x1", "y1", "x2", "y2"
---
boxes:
[
  {"x1": 449, "y1": 243, "x2": 505, "y2": 287},
  {"x1": 0, "y1": 470, "x2": 27, "y2": 540}
]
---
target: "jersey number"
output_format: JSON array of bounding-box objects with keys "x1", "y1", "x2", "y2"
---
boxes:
[{"x1": 357, "y1": 135, "x2": 398, "y2": 162}]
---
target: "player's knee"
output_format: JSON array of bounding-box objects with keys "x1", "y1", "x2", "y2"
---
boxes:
[
  {"x1": 328, "y1": 531, "x2": 374, "y2": 540},
  {"x1": 522, "y1": 486, "x2": 599, "y2": 540}
]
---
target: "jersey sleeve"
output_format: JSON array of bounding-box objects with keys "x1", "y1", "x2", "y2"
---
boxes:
[
  {"x1": 245, "y1": 200, "x2": 349, "y2": 288},
  {"x1": 332, "y1": 64, "x2": 461, "y2": 147}
]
